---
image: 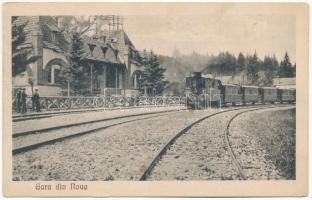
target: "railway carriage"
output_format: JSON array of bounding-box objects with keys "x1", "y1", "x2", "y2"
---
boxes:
[
  {"x1": 258, "y1": 87, "x2": 278, "y2": 104},
  {"x1": 221, "y1": 84, "x2": 243, "y2": 105},
  {"x1": 185, "y1": 72, "x2": 295, "y2": 109},
  {"x1": 241, "y1": 85, "x2": 259, "y2": 104},
  {"x1": 277, "y1": 88, "x2": 296, "y2": 103}
]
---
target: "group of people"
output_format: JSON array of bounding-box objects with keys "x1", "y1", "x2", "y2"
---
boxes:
[{"x1": 15, "y1": 88, "x2": 41, "y2": 113}]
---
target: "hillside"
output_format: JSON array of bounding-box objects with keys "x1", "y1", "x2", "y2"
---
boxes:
[
  {"x1": 158, "y1": 55, "x2": 192, "y2": 83},
  {"x1": 157, "y1": 55, "x2": 193, "y2": 95}
]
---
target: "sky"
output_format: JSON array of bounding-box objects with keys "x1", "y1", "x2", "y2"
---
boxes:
[{"x1": 123, "y1": 14, "x2": 296, "y2": 62}]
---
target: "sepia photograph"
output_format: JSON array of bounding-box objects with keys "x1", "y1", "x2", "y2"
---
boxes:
[{"x1": 2, "y1": 2, "x2": 308, "y2": 197}]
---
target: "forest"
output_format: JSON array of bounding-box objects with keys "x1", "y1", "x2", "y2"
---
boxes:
[{"x1": 160, "y1": 49, "x2": 296, "y2": 95}]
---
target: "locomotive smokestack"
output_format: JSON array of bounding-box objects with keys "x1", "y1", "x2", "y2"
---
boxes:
[{"x1": 193, "y1": 72, "x2": 202, "y2": 77}]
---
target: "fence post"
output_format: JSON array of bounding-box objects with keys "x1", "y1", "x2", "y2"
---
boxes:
[
  {"x1": 45, "y1": 98, "x2": 49, "y2": 111},
  {"x1": 58, "y1": 97, "x2": 61, "y2": 110},
  {"x1": 67, "y1": 81, "x2": 70, "y2": 97},
  {"x1": 68, "y1": 96, "x2": 72, "y2": 110}
]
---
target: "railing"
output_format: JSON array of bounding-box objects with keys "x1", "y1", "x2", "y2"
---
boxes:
[{"x1": 12, "y1": 95, "x2": 186, "y2": 112}]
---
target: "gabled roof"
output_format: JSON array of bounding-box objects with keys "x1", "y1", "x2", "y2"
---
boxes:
[
  {"x1": 40, "y1": 17, "x2": 61, "y2": 32},
  {"x1": 81, "y1": 35, "x2": 122, "y2": 65},
  {"x1": 106, "y1": 30, "x2": 143, "y2": 65},
  {"x1": 109, "y1": 30, "x2": 134, "y2": 47}
]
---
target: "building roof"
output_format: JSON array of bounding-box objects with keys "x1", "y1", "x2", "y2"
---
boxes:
[
  {"x1": 81, "y1": 35, "x2": 121, "y2": 65},
  {"x1": 108, "y1": 30, "x2": 134, "y2": 48},
  {"x1": 273, "y1": 77, "x2": 296, "y2": 86},
  {"x1": 241, "y1": 85, "x2": 259, "y2": 89},
  {"x1": 82, "y1": 29, "x2": 144, "y2": 67},
  {"x1": 15, "y1": 16, "x2": 143, "y2": 68},
  {"x1": 14, "y1": 16, "x2": 68, "y2": 53},
  {"x1": 202, "y1": 73, "x2": 214, "y2": 79},
  {"x1": 222, "y1": 83, "x2": 241, "y2": 87},
  {"x1": 261, "y1": 87, "x2": 277, "y2": 90},
  {"x1": 215, "y1": 74, "x2": 247, "y2": 85},
  {"x1": 106, "y1": 30, "x2": 143, "y2": 65},
  {"x1": 276, "y1": 85, "x2": 296, "y2": 89},
  {"x1": 43, "y1": 41, "x2": 64, "y2": 53}
]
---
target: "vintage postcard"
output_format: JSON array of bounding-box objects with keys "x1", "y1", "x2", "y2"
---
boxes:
[{"x1": 2, "y1": 2, "x2": 309, "y2": 197}]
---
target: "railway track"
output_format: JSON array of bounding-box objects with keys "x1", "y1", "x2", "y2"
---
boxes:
[
  {"x1": 12, "y1": 109, "x2": 184, "y2": 155},
  {"x1": 13, "y1": 113, "x2": 69, "y2": 122},
  {"x1": 139, "y1": 104, "x2": 290, "y2": 180},
  {"x1": 12, "y1": 102, "x2": 286, "y2": 122},
  {"x1": 13, "y1": 104, "x2": 293, "y2": 181},
  {"x1": 13, "y1": 107, "x2": 185, "y2": 137},
  {"x1": 12, "y1": 108, "x2": 108, "y2": 122},
  {"x1": 223, "y1": 107, "x2": 274, "y2": 180}
]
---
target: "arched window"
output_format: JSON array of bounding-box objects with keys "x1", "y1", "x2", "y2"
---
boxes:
[
  {"x1": 45, "y1": 58, "x2": 67, "y2": 85},
  {"x1": 47, "y1": 65, "x2": 62, "y2": 84}
]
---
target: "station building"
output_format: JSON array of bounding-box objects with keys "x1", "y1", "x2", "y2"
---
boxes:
[
  {"x1": 13, "y1": 16, "x2": 144, "y2": 96},
  {"x1": 273, "y1": 77, "x2": 296, "y2": 89}
]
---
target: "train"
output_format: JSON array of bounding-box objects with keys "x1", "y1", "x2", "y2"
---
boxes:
[{"x1": 185, "y1": 72, "x2": 295, "y2": 109}]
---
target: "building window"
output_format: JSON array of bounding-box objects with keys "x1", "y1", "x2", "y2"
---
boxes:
[
  {"x1": 101, "y1": 47, "x2": 108, "y2": 56},
  {"x1": 114, "y1": 50, "x2": 119, "y2": 59},
  {"x1": 51, "y1": 32, "x2": 56, "y2": 43},
  {"x1": 54, "y1": 67, "x2": 61, "y2": 84},
  {"x1": 88, "y1": 44, "x2": 96, "y2": 56},
  {"x1": 48, "y1": 65, "x2": 61, "y2": 84}
]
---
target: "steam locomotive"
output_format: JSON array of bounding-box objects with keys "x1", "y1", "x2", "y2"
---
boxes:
[{"x1": 185, "y1": 72, "x2": 295, "y2": 109}]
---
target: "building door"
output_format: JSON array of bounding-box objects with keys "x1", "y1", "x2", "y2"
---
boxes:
[{"x1": 106, "y1": 65, "x2": 120, "y2": 88}]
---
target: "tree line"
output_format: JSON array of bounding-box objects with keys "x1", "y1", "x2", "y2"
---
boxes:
[{"x1": 203, "y1": 51, "x2": 295, "y2": 86}]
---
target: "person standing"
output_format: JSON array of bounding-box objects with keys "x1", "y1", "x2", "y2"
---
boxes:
[
  {"x1": 32, "y1": 89, "x2": 41, "y2": 112},
  {"x1": 21, "y1": 88, "x2": 27, "y2": 113},
  {"x1": 15, "y1": 89, "x2": 21, "y2": 113}
]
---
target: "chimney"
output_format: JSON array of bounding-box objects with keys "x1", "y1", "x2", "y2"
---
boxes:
[{"x1": 56, "y1": 17, "x2": 64, "y2": 31}]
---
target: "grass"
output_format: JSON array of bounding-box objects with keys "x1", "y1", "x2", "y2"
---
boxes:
[{"x1": 245, "y1": 108, "x2": 296, "y2": 179}]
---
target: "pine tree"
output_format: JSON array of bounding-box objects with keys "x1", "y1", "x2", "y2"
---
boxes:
[
  {"x1": 142, "y1": 51, "x2": 168, "y2": 96},
  {"x1": 237, "y1": 52, "x2": 246, "y2": 72},
  {"x1": 60, "y1": 32, "x2": 87, "y2": 95},
  {"x1": 260, "y1": 55, "x2": 279, "y2": 86},
  {"x1": 279, "y1": 52, "x2": 294, "y2": 77},
  {"x1": 246, "y1": 52, "x2": 260, "y2": 84},
  {"x1": 224, "y1": 52, "x2": 238, "y2": 76},
  {"x1": 12, "y1": 17, "x2": 39, "y2": 77}
]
